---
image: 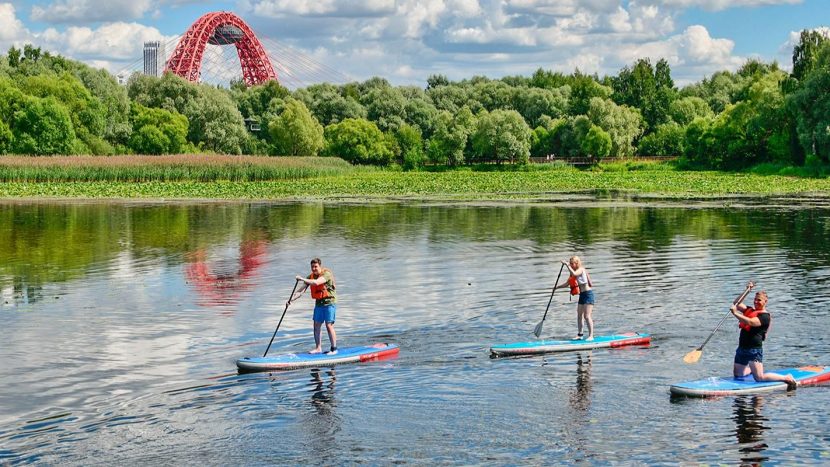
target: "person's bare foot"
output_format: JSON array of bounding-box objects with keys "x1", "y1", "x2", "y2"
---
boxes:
[{"x1": 308, "y1": 348, "x2": 323, "y2": 354}]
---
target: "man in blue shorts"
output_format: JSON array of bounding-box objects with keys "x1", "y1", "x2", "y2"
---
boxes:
[
  {"x1": 731, "y1": 285, "x2": 796, "y2": 390},
  {"x1": 290, "y1": 258, "x2": 338, "y2": 355}
]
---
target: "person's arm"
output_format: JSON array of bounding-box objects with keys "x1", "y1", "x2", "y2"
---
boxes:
[
  {"x1": 297, "y1": 274, "x2": 327, "y2": 286},
  {"x1": 730, "y1": 305, "x2": 762, "y2": 327},
  {"x1": 560, "y1": 259, "x2": 581, "y2": 277},
  {"x1": 555, "y1": 278, "x2": 570, "y2": 289},
  {"x1": 287, "y1": 278, "x2": 310, "y2": 304}
]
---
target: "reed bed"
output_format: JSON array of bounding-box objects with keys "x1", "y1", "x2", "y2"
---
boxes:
[
  {"x1": 0, "y1": 155, "x2": 355, "y2": 182},
  {"x1": 2, "y1": 167, "x2": 830, "y2": 200}
]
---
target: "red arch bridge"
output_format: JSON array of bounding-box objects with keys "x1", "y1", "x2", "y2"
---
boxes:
[{"x1": 165, "y1": 11, "x2": 277, "y2": 86}]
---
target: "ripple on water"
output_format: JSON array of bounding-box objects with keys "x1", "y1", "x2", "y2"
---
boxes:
[{"x1": 2, "y1": 203, "x2": 830, "y2": 464}]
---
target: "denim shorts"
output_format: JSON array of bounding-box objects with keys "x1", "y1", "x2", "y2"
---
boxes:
[
  {"x1": 578, "y1": 290, "x2": 595, "y2": 305},
  {"x1": 313, "y1": 304, "x2": 336, "y2": 324},
  {"x1": 734, "y1": 347, "x2": 763, "y2": 365}
]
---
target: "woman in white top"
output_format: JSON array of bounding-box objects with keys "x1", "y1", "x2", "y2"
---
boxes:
[{"x1": 555, "y1": 256, "x2": 595, "y2": 341}]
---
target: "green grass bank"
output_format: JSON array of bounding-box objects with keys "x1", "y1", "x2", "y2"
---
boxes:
[{"x1": 0, "y1": 157, "x2": 828, "y2": 200}]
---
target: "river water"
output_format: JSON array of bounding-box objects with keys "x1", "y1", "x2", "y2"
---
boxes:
[{"x1": 1, "y1": 201, "x2": 829, "y2": 465}]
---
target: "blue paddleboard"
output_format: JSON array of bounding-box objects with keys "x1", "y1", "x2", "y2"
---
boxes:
[
  {"x1": 490, "y1": 332, "x2": 650, "y2": 357},
  {"x1": 670, "y1": 365, "x2": 830, "y2": 397},
  {"x1": 236, "y1": 343, "x2": 399, "y2": 372}
]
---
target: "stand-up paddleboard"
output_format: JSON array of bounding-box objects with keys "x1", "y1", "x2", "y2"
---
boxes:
[
  {"x1": 237, "y1": 343, "x2": 399, "y2": 372},
  {"x1": 670, "y1": 365, "x2": 830, "y2": 397},
  {"x1": 490, "y1": 332, "x2": 650, "y2": 357}
]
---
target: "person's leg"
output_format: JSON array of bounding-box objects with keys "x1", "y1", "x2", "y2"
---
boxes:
[
  {"x1": 733, "y1": 362, "x2": 751, "y2": 378},
  {"x1": 748, "y1": 361, "x2": 797, "y2": 388},
  {"x1": 584, "y1": 304, "x2": 594, "y2": 340},
  {"x1": 310, "y1": 321, "x2": 323, "y2": 353},
  {"x1": 575, "y1": 305, "x2": 584, "y2": 339},
  {"x1": 325, "y1": 322, "x2": 337, "y2": 352}
]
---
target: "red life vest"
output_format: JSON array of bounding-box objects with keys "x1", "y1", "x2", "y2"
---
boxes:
[
  {"x1": 738, "y1": 306, "x2": 764, "y2": 332},
  {"x1": 568, "y1": 276, "x2": 580, "y2": 296},
  {"x1": 309, "y1": 268, "x2": 334, "y2": 299}
]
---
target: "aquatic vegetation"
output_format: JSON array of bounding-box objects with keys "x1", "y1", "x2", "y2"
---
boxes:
[
  {"x1": 0, "y1": 162, "x2": 828, "y2": 199},
  {"x1": 0, "y1": 155, "x2": 356, "y2": 182}
]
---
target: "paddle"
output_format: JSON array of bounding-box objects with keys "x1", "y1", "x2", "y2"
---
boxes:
[
  {"x1": 263, "y1": 279, "x2": 301, "y2": 357},
  {"x1": 683, "y1": 281, "x2": 755, "y2": 364},
  {"x1": 533, "y1": 263, "x2": 566, "y2": 338}
]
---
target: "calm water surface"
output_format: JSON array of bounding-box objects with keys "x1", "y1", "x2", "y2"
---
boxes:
[{"x1": 1, "y1": 201, "x2": 830, "y2": 464}]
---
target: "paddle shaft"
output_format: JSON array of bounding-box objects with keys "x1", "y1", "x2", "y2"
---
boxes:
[
  {"x1": 695, "y1": 284, "x2": 754, "y2": 352},
  {"x1": 263, "y1": 279, "x2": 301, "y2": 357},
  {"x1": 539, "y1": 263, "x2": 566, "y2": 324}
]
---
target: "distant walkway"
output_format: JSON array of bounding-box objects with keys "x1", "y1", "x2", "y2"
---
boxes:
[{"x1": 530, "y1": 156, "x2": 677, "y2": 166}]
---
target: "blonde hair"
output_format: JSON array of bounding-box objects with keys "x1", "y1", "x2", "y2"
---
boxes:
[{"x1": 569, "y1": 256, "x2": 582, "y2": 267}]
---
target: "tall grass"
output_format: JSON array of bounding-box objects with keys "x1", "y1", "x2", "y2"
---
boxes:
[{"x1": 0, "y1": 155, "x2": 356, "y2": 182}]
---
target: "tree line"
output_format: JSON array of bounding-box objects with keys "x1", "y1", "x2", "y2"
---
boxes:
[{"x1": 1, "y1": 29, "x2": 829, "y2": 171}]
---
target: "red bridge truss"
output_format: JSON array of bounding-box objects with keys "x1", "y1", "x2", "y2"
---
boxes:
[{"x1": 165, "y1": 12, "x2": 277, "y2": 86}]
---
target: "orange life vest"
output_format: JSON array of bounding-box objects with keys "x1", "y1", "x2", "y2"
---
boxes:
[
  {"x1": 739, "y1": 306, "x2": 764, "y2": 332},
  {"x1": 309, "y1": 268, "x2": 334, "y2": 300},
  {"x1": 568, "y1": 276, "x2": 580, "y2": 296}
]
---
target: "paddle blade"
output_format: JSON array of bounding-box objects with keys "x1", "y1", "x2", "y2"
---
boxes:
[
  {"x1": 683, "y1": 348, "x2": 702, "y2": 364},
  {"x1": 533, "y1": 320, "x2": 544, "y2": 338}
]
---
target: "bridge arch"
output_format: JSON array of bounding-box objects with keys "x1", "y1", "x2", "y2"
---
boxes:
[{"x1": 165, "y1": 12, "x2": 277, "y2": 86}]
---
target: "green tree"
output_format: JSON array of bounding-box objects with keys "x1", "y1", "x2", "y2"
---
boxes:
[
  {"x1": 128, "y1": 102, "x2": 188, "y2": 154},
  {"x1": 0, "y1": 119, "x2": 13, "y2": 152},
  {"x1": 294, "y1": 83, "x2": 365, "y2": 126},
  {"x1": 403, "y1": 97, "x2": 439, "y2": 139},
  {"x1": 569, "y1": 71, "x2": 613, "y2": 116},
  {"x1": 512, "y1": 86, "x2": 568, "y2": 127},
  {"x1": 470, "y1": 109, "x2": 531, "y2": 164},
  {"x1": 427, "y1": 107, "x2": 476, "y2": 166},
  {"x1": 581, "y1": 125, "x2": 612, "y2": 159},
  {"x1": 361, "y1": 86, "x2": 407, "y2": 132},
  {"x1": 395, "y1": 124, "x2": 425, "y2": 170},
  {"x1": 7, "y1": 46, "x2": 20, "y2": 68},
  {"x1": 637, "y1": 122, "x2": 685, "y2": 156},
  {"x1": 792, "y1": 29, "x2": 830, "y2": 82},
  {"x1": 669, "y1": 96, "x2": 714, "y2": 126},
  {"x1": 787, "y1": 43, "x2": 830, "y2": 163},
  {"x1": 20, "y1": 73, "x2": 107, "y2": 153},
  {"x1": 611, "y1": 58, "x2": 675, "y2": 132},
  {"x1": 268, "y1": 98, "x2": 324, "y2": 156},
  {"x1": 587, "y1": 97, "x2": 643, "y2": 157},
  {"x1": 12, "y1": 96, "x2": 75, "y2": 155},
  {"x1": 323, "y1": 118, "x2": 394, "y2": 165}
]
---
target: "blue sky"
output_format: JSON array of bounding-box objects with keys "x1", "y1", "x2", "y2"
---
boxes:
[{"x1": 1, "y1": 0, "x2": 827, "y2": 88}]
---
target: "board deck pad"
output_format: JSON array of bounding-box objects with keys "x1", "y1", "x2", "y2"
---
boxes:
[
  {"x1": 489, "y1": 333, "x2": 650, "y2": 357},
  {"x1": 670, "y1": 366, "x2": 830, "y2": 397},
  {"x1": 237, "y1": 343, "x2": 399, "y2": 372}
]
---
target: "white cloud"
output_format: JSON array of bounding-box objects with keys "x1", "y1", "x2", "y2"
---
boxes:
[
  {"x1": 560, "y1": 52, "x2": 604, "y2": 74},
  {"x1": 637, "y1": 0, "x2": 802, "y2": 12},
  {"x1": 41, "y1": 23, "x2": 171, "y2": 60},
  {"x1": 610, "y1": 25, "x2": 744, "y2": 84},
  {"x1": 781, "y1": 26, "x2": 830, "y2": 53},
  {"x1": 247, "y1": 0, "x2": 395, "y2": 18},
  {"x1": 31, "y1": 0, "x2": 155, "y2": 23},
  {"x1": 0, "y1": 3, "x2": 30, "y2": 43}
]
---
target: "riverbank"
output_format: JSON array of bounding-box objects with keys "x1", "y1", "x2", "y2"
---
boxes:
[{"x1": 1, "y1": 169, "x2": 829, "y2": 201}]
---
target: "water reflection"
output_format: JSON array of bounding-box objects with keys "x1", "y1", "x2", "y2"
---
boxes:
[
  {"x1": 1, "y1": 201, "x2": 829, "y2": 464},
  {"x1": 734, "y1": 396, "x2": 769, "y2": 466},
  {"x1": 569, "y1": 353, "x2": 593, "y2": 413},
  {"x1": 304, "y1": 369, "x2": 340, "y2": 453},
  {"x1": 184, "y1": 239, "x2": 267, "y2": 309},
  {"x1": 2, "y1": 203, "x2": 830, "y2": 304}
]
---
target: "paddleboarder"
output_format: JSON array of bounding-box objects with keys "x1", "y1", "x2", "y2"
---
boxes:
[
  {"x1": 730, "y1": 286, "x2": 797, "y2": 390},
  {"x1": 556, "y1": 256, "x2": 594, "y2": 341},
  {"x1": 289, "y1": 258, "x2": 338, "y2": 355}
]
